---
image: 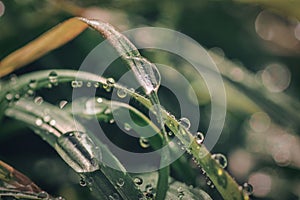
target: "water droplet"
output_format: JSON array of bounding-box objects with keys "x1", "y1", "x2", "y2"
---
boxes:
[
  {"x1": 116, "y1": 178, "x2": 124, "y2": 187},
  {"x1": 139, "y1": 137, "x2": 150, "y2": 148},
  {"x1": 48, "y1": 71, "x2": 58, "y2": 86},
  {"x1": 34, "y1": 96, "x2": 43, "y2": 105},
  {"x1": 49, "y1": 119, "x2": 56, "y2": 126},
  {"x1": 134, "y1": 177, "x2": 143, "y2": 186},
  {"x1": 59, "y1": 100, "x2": 68, "y2": 109},
  {"x1": 5, "y1": 92, "x2": 13, "y2": 101},
  {"x1": 28, "y1": 79, "x2": 38, "y2": 89},
  {"x1": 129, "y1": 57, "x2": 161, "y2": 94},
  {"x1": 37, "y1": 191, "x2": 49, "y2": 199},
  {"x1": 79, "y1": 177, "x2": 87, "y2": 187},
  {"x1": 195, "y1": 132, "x2": 204, "y2": 145},
  {"x1": 168, "y1": 131, "x2": 173, "y2": 136},
  {"x1": 94, "y1": 82, "x2": 100, "y2": 88},
  {"x1": 145, "y1": 184, "x2": 153, "y2": 193},
  {"x1": 96, "y1": 97, "x2": 103, "y2": 103},
  {"x1": 117, "y1": 88, "x2": 127, "y2": 98},
  {"x1": 242, "y1": 182, "x2": 253, "y2": 195},
  {"x1": 179, "y1": 117, "x2": 191, "y2": 129},
  {"x1": 71, "y1": 80, "x2": 83, "y2": 88},
  {"x1": 35, "y1": 118, "x2": 43, "y2": 126},
  {"x1": 212, "y1": 153, "x2": 227, "y2": 168},
  {"x1": 124, "y1": 123, "x2": 132, "y2": 131},
  {"x1": 27, "y1": 89, "x2": 35, "y2": 96},
  {"x1": 43, "y1": 115, "x2": 51, "y2": 123},
  {"x1": 86, "y1": 82, "x2": 92, "y2": 87},
  {"x1": 109, "y1": 119, "x2": 115, "y2": 124}
]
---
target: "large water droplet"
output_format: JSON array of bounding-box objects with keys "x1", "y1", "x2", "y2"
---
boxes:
[
  {"x1": 48, "y1": 71, "x2": 58, "y2": 86},
  {"x1": 139, "y1": 137, "x2": 150, "y2": 148},
  {"x1": 54, "y1": 131, "x2": 100, "y2": 173},
  {"x1": 129, "y1": 57, "x2": 161, "y2": 94},
  {"x1": 134, "y1": 177, "x2": 143, "y2": 186},
  {"x1": 195, "y1": 132, "x2": 204, "y2": 145},
  {"x1": 117, "y1": 88, "x2": 127, "y2": 98},
  {"x1": 212, "y1": 153, "x2": 227, "y2": 168},
  {"x1": 179, "y1": 117, "x2": 191, "y2": 129}
]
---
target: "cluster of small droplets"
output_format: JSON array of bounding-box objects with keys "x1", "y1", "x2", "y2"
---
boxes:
[
  {"x1": 206, "y1": 178, "x2": 215, "y2": 189},
  {"x1": 211, "y1": 153, "x2": 228, "y2": 168},
  {"x1": 139, "y1": 137, "x2": 150, "y2": 148},
  {"x1": 103, "y1": 78, "x2": 115, "y2": 92}
]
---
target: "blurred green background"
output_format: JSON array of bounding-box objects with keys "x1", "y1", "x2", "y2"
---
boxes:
[{"x1": 0, "y1": 0, "x2": 300, "y2": 200}]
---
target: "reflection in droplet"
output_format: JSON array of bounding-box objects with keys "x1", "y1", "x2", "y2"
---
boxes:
[
  {"x1": 249, "y1": 112, "x2": 271, "y2": 132},
  {"x1": 261, "y1": 63, "x2": 291, "y2": 93}
]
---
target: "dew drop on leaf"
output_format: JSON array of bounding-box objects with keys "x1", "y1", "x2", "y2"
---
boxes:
[
  {"x1": 35, "y1": 118, "x2": 43, "y2": 126},
  {"x1": 139, "y1": 137, "x2": 150, "y2": 148},
  {"x1": 179, "y1": 117, "x2": 191, "y2": 129},
  {"x1": 242, "y1": 182, "x2": 253, "y2": 195},
  {"x1": 117, "y1": 88, "x2": 127, "y2": 98},
  {"x1": 212, "y1": 153, "x2": 228, "y2": 168},
  {"x1": 79, "y1": 177, "x2": 87, "y2": 187},
  {"x1": 195, "y1": 132, "x2": 204, "y2": 145},
  {"x1": 116, "y1": 178, "x2": 125, "y2": 187},
  {"x1": 134, "y1": 177, "x2": 143, "y2": 186},
  {"x1": 28, "y1": 79, "x2": 37, "y2": 89},
  {"x1": 48, "y1": 71, "x2": 58, "y2": 86},
  {"x1": 34, "y1": 96, "x2": 43, "y2": 105},
  {"x1": 59, "y1": 100, "x2": 68, "y2": 109},
  {"x1": 37, "y1": 191, "x2": 49, "y2": 199}
]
